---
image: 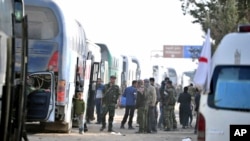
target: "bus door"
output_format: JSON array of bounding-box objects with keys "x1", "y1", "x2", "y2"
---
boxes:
[
  {"x1": 100, "y1": 61, "x2": 109, "y2": 84},
  {"x1": 88, "y1": 61, "x2": 100, "y2": 99},
  {"x1": 91, "y1": 62, "x2": 100, "y2": 83},
  {"x1": 26, "y1": 71, "x2": 55, "y2": 122},
  {"x1": 82, "y1": 60, "x2": 91, "y2": 124}
]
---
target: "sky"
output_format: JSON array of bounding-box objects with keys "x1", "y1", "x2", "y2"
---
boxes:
[{"x1": 69, "y1": 0, "x2": 205, "y2": 78}]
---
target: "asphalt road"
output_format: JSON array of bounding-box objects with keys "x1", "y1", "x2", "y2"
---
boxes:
[{"x1": 27, "y1": 105, "x2": 197, "y2": 141}]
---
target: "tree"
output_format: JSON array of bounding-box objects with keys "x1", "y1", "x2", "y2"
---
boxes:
[{"x1": 179, "y1": 0, "x2": 249, "y2": 52}]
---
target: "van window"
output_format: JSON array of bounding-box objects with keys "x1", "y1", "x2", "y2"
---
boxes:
[{"x1": 213, "y1": 66, "x2": 250, "y2": 110}]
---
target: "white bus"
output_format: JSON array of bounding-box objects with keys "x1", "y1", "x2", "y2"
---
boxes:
[
  {"x1": 121, "y1": 55, "x2": 138, "y2": 86},
  {"x1": 167, "y1": 67, "x2": 178, "y2": 87},
  {"x1": 16, "y1": 0, "x2": 89, "y2": 132},
  {"x1": 131, "y1": 56, "x2": 141, "y2": 81},
  {"x1": 152, "y1": 65, "x2": 178, "y2": 87}
]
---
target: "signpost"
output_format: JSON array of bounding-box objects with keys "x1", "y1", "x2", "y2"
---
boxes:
[
  {"x1": 163, "y1": 45, "x2": 183, "y2": 58},
  {"x1": 162, "y1": 45, "x2": 202, "y2": 59}
]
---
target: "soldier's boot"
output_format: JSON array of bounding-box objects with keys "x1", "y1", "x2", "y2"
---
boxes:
[
  {"x1": 128, "y1": 124, "x2": 135, "y2": 129},
  {"x1": 120, "y1": 123, "x2": 125, "y2": 129},
  {"x1": 84, "y1": 123, "x2": 88, "y2": 132},
  {"x1": 100, "y1": 123, "x2": 106, "y2": 131},
  {"x1": 108, "y1": 123, "x2": 114, "y2": 132}
]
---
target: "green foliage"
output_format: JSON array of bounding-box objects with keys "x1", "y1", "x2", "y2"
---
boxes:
[{"x1": 179, "y1": 0, "x2": 250, "y2": 53}]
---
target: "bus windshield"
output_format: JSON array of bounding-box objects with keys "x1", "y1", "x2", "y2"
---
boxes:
[
  {"x1": 213, "y1": 66, "x2": 250, "y2": 110},
  {"x1": 168, "y1": 68, "x2": 177, "y2": 77},
  {"x1": 17, "y1": 6, "x2": 58, "y2": 39}
]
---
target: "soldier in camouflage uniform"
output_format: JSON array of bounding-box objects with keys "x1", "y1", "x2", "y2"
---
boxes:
[
  {"x1": 135, "y1": 80, "x2": 147, "y2": 133},
  {"x1": 187, "y1": 83, "x2": 195, "y2": 126},
  {"x1": 188, "y1": 83, "x2": 196, "y2": 104},
  {"x1": 100, "y1": 75, "x2": 120, "y2": 132},
  {"x1": 163, "y1": 80, "x2": 176, "y2": 131}
]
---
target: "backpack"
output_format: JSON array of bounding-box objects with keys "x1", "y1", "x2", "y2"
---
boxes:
[
  {"x1": 169, "y1": 95, "x2": 176, "y2": 105},
  {"x1": 168, "y1": 88, "x2": 176, "y2": 105}
]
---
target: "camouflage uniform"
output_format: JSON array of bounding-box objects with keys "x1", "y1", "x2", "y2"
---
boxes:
[
  {"x1": 100, "y1": 83, "x2": 120, "y2": 131},
  {"x1": 172, "y1": 87, "x2": 178, "y2": 129},
  {"x1": 188, "y1": 85, "x2": 196, "y2": 104},
  {"x1": 163, "y1": 85, "x2": 176, "y2": 131},
  {"x1": 135, "y1": 85, "x2": 147, "y2": 133},
  {"x1": 188, "y1": 85, "x2": 195, "y2": 125}
]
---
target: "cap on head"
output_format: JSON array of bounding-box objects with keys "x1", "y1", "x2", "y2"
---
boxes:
[{"x1": 110, "y1": 75, "x2": 116, "y2": 79}]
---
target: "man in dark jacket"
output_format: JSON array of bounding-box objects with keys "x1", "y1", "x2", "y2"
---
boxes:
[{"x1": 178, "y1": 86, "x2": 192, "y2": 129}]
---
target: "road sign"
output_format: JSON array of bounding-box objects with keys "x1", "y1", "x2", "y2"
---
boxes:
[
  {"x1": 183, "y1": 45, "x2": 202, "y2": 58},
  {"x1": 163, "y1": 45, "x2": 183, "y2": 58}
]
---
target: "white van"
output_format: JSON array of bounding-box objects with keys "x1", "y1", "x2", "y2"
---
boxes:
[{"x1": 197, "y1": 25, "x2": 250, "y2": 141}]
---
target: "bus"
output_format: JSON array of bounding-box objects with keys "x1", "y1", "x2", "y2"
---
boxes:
[
  {"x1": 131, "y1": 56, "x2": 141, "y2": 80},
  {"x1": 152, "y1": 65, "x2": 167, "y2": 85},
  {"x1": 121, "y1": 55, "x2": 139, "y2": 87},
  {"x1": 167, "y1": 67, "x2": 178, "y2": 87},
  {"x1": 181, "y1": 70, "x2": 196, "y2": 89},
  {"x1": 16, "y1": 0, "x2": 88, "y2": 133},
  {"x1": 0, "y1": 0, "x2": 28, "y2": 140},
  {"x1": 96, "y1": 43, "x2": 121, "y2": 85},
  {"x1": 152, "y1": 65, "x2": 178, "y2": 87}
]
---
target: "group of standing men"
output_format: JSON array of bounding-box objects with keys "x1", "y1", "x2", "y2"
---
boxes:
[
  {"x1": 119, "y1": 77, "x2": 179, "y2": 133},
  {"x1": 92, "y1": 75, "x2": 199, "y2": 134},
  {"x1": 118, "y1": 78, "x2": 158, "y2": 133}
]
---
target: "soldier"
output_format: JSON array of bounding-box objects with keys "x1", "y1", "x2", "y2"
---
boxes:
[
  {"x1": 100, "y1": 75, "x2": 120, "y2": 132},
  {"x1": 163, "y1": 80, "x2": 176, "y2": 131},
  {"x1": 187, "y1": 83, "x2": 195, "y2": 126},
  {"x1": 135, "y1": 80, "x2": 147, "y2": 133},
  {"x1": 144, "y1": 79, "x2": 157, "y2": 133},
  {"x1": 188, "y1": 83, "x2": 196, "y2": 97},
  {"x1": 158, "y1": 77, "x2": 169, "y2": 129}
]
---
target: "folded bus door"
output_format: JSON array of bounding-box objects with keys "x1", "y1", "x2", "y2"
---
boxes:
[{"x1": 26, "y1": 72, "x2": 55, "y2": 122}]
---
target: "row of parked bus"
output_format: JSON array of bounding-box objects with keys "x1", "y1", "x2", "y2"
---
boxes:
[
  {"x1": 0, "y1": 0, "x2": 141, "y2": 140},
  {"x1": 152, "y1": 65, "x2": 178, "y2": 87}
]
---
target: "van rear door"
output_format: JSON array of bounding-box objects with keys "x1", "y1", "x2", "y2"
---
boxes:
[{"x1": 26, "y1": 71, "x2": 55, "y2": 122}]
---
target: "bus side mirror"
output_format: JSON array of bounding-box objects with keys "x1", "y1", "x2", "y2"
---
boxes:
[{"x1": 14, "y1": 0, "x2": 24, "y2": 23}]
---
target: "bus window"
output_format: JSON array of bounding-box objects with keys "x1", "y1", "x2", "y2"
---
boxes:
[
  {"x1": 16, "y1": 6, "x2": 59, "y2": 39},
  {"x1": 14, "y1": 0, "x2": 24, "y2": 23},
  {"x1": 168, "y1": 68, "x2": 177, "y2": 77}
]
